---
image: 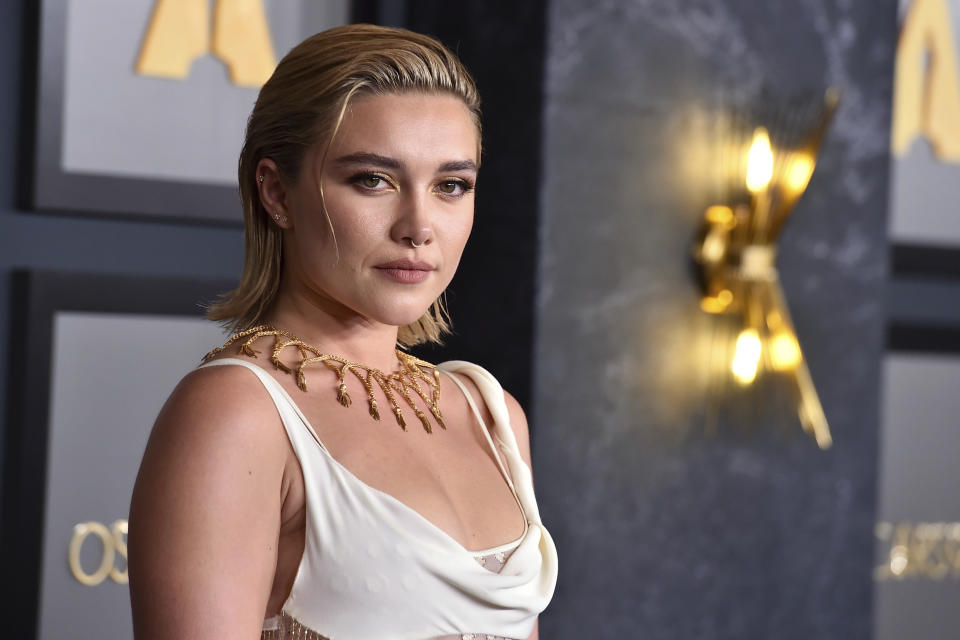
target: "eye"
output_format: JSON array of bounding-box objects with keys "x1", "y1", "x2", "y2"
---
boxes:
[
  {"x1": 350, "y1": 172, "x2": 393, "y2": 192},
  {"x1": 435, "y1": 179, "x2": 474, "y2": 197}
]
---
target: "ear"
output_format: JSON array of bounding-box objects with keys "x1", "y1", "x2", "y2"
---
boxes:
[{"x1": 255, "y1": 158, "x2": 293, "y2": 229}]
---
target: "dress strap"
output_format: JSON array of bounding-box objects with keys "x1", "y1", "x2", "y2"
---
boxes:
[
  {"x1": 438, "y1": 361, "x2": 544, "y2": 527},
  {"x1": 441, "y1": 369, "x2": 518, "y2": 500},
  {"x1": 197, "y1": 358, "x2": 329, "y2": 453}
]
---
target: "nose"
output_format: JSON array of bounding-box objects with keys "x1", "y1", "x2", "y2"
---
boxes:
[{"x1": 392, "y1": 191, "x2": 433, "y2": 248}]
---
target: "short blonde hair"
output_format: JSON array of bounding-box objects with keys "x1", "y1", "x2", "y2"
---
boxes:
[{"x1": 207, "y1": 24, "x2": 482, "y2": 346}]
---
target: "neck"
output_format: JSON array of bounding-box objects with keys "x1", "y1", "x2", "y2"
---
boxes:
[{"x1": 265, "y1": 292, "x2": 403, "y2": 373}]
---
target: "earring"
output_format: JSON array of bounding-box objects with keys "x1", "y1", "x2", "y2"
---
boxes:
[{"x1": 258, "y1": 175, "x2": 264, "y2": 183}]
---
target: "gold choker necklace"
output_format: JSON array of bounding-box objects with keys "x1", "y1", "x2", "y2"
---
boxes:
[{"x1": 203, "y1": 325, "x2": 446, "y2": 433}]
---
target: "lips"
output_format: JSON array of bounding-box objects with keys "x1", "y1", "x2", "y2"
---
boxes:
[
  {"x1": 375, "y1": 259, "x2": 434, "y2": 271},
  {"x1": 374, "y1": 259, "x2": 435, "y2": 284}
]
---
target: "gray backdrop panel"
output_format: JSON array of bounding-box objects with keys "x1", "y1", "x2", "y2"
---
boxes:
[
  {"x1": 37, "y1": 312, "x2": 225, "y2": 640},
  {"x1": 61, "y1": 0, "x2": 349, "y2": 186},
  {"x1": 874, "y1": 353, "x2": 960, "y2": 640}
]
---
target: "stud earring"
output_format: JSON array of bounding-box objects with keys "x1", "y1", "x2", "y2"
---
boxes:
[{"x1": 258, "y1": 175, "x2": 264, "y2": 183}]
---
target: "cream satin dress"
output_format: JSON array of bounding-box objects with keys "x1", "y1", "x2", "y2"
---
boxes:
[{"x1": 199, "y1": 358, "x2": 558, "y2": 640}]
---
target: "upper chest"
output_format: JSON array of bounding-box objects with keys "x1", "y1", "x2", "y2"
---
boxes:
[{"x1": 265, "y1": 361, "x2": 526, "y2": 549}]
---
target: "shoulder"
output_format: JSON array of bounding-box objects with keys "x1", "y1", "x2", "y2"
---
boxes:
[
  {"x1": 500, "y1": 388, "x2": 532, "y2": 468},
  {"x1": 138, "y1": 362, "x2": 290, "y2": 494},
  {"x1": 157, "y1": 362, "x2": 283, "y2": 445},
  {"x1": 439, "y1": 361, "x2": 532, "y2": 467},
  {"x1": 129, "y1": 361, "x2": 288, "y2": 637}
]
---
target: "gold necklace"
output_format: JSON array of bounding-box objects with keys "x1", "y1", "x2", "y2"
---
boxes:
[{"x1": 203, "y1": 325, "x2": 446, "y2": 433}]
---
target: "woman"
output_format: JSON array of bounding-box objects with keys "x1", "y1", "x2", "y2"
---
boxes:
[{"x1": 128, "y1": 24, "x2": 556, "y2": 640}]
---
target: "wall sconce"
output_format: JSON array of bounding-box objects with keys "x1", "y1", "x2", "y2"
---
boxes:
[{"x1": 693, "y1": 89, "x2": 839, "y2": 449}]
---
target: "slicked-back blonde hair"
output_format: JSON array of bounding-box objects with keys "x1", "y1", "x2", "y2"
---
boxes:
[{"x1": 207, "y1": 24, "x2": 481, "y2": 346}]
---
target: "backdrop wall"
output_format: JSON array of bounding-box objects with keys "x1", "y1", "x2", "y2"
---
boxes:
[
  {"x1": 0, "y1": 0, "x2": 245, "y2": 528},
  {"x1": 534, "y1": 2, "x2": 896, "y2": 637}
]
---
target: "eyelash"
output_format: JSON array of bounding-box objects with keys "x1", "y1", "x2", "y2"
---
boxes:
[
  {"x1": 348, "y1": 172, "x2": 475, "y2": 198},
  {"x1": 436, "y1": 178, "x2": 475, "y2": 198},
  {"x1": 349, "y1": 172, "x2": 393, "y2": 191}
]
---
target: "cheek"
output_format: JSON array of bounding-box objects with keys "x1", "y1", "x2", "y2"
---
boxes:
[
  {"x1": 447, "y1": 214, "x2": 474, "y2": 258},
  {"x1": 312, "y1": 191, "x2": 390, "y2": 255},
  {"x1": 440, "y1": 202, "x2": 474, "y2": 248},
  {"x1": 332, "y1": 214, "x2": 391, "y2": 257},
  {"x1": 291, "y1": 217, "x2": 335, "y2": 273}
]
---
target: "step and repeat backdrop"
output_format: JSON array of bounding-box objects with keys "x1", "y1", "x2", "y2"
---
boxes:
[
  {"x1": 39, "y1": 296, "x2": 226, "y2": 638},
  {"x1": 4, "y1": 272, "x2": 233, "y2": 638},
  {"x1": 875, "y1": 1, "x2": 960, "y2": 638}
]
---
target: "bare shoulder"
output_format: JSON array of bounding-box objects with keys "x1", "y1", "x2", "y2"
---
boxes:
[
  {"x1": 128, "y1": 363, "x2": 288, "y2": 638},
  {"x1": 155, "y1": 362, "x2": 281, "y2": 439},
  {"x1": 142, "y1": 363, "x2": 289, "y2": 467},
  {"x1": 133, "y1": 362, "x2": 291, "y2": 522}
]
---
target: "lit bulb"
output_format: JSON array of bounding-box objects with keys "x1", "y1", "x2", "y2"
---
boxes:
[
  {"x1": 785, "y1": 154, "x2": 815, "y2": 194},
  {"x1": 700, "y1": 289, "x2": 734, "y2": 314},
  {"x1": 701, "y1": 231, "x2": 726, "y2": 263},
  {"x1": 705, "y1": 205, "x2": 734, "y2": 226},
  {"x1": 731, "y1": 328, "x2": 762, "y2": 384},
  {"x1": 770, "y1": 330, "x2": 802, "y2": 371},
  {"x1": 746, "y1": 127, "x2": 774, "y2": 194}
]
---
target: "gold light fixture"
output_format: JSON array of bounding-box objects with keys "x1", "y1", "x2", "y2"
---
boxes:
[{"x1": 693, "y1": 89, "x2": 840, "y2": 449}]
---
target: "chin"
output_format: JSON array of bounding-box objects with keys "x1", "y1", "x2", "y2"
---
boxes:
[
  {"x1": 367, "y1": 301, "x2": 437, "y2": 329},
  {"x1": 383, "y1": 311, "x2": 434, "y2": 329}
]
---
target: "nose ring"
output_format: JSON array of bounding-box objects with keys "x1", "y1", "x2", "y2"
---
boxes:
[{"x1": 409, "y1": 239, "x2": 424, "y2": 248}]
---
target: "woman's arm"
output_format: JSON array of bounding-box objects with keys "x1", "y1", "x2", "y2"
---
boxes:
[
  {"x1": 503, "y1": 391, "x2": 539, "y2": 640},
  {"x1": 129, "y1": 366, "x2": 289, "y2": 639}
]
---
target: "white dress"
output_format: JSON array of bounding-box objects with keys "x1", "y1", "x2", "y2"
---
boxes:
[{"x1": 198, "y1": 358, "x2": 558, "y2": 640}]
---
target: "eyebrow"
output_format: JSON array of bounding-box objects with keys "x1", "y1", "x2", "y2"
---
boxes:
[
  {"x1": 333, "y1": 152, "x2": 477, "y2": 173},
  {"x1": 438, "y1": 159, "x2": 478, "y2": 172}
]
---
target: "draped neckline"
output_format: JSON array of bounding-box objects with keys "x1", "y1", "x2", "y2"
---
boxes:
[{"x1": 203, "y1": 358, "x2": 530, "y2": 557}]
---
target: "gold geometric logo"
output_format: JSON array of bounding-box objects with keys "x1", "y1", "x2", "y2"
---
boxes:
[
  {"x1": 892, "y1": 0, "x2": 960, "y2": 163},
  {"x1": 135, "y1": 0, "x2": 276, "y2": 88}
]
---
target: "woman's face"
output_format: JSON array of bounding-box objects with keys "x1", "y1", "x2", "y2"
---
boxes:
[{"x1": 281, "y1": 92, "x2": 478, "y2": 330}]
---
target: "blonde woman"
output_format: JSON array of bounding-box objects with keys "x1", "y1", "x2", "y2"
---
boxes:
[{"x1": 128, "y1": 25, "x2": 556, "y2": 640}]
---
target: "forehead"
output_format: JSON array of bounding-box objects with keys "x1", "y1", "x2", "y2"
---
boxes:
[{"x1": 328, "y1": 92, "x2": 479, "y2": 165}]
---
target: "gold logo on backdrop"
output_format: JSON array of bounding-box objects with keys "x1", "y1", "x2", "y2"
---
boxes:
[
  {"x1": 135, "y1": 0, "x2": 276, "y2": 88},
  {"x1": 893, "y1": 0, "x2": 960, "y2": 162},
  {"x1": 874, "y1": 521, "x2": 960, "y2": 580},
  {"x1": 68, "y1": 520, "x2": 128, "y2": 586}
]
